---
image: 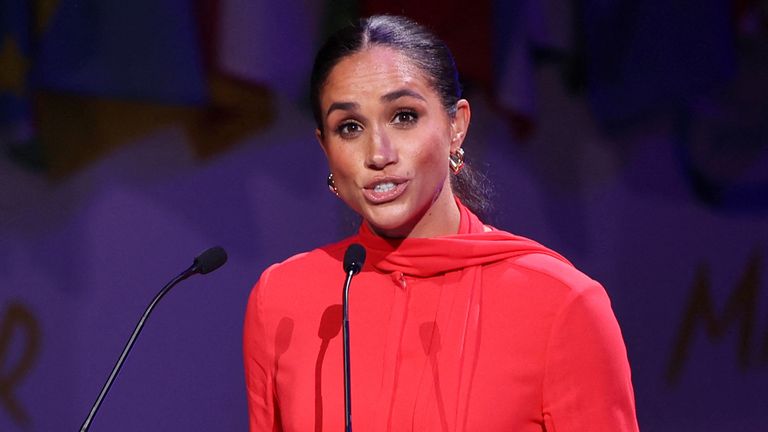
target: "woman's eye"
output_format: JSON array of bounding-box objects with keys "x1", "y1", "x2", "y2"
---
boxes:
[
  {"x1": 392, "y1": 110, "x2": 418, "y2": 126},
  {"x1": 337, "y1": 122, "x2": 363, "y2": 138}
]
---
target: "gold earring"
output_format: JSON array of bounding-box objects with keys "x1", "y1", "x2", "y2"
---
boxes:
[
  {"x1": 327, "y1": 173, "x2": 339, "y2": 196},
  {"x1": 449, "y1": 148, "x2": 465, "y2": 175}
]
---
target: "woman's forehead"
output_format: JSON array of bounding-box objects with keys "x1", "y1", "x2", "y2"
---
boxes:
[{"x1": 321, "y1": 46, "x2": 434, "y2": 102}]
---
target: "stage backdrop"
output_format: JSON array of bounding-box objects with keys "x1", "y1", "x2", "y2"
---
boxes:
[{"x1": 1, "y1": 1, "x2": 767, "y2": 431}]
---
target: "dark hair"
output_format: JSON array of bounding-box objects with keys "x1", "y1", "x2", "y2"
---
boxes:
[{"x1": 310, "y1": 15, "x2": 492, "y2": 219}]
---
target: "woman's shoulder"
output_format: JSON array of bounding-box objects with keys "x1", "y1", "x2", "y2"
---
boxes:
[
  {"x1": 486, "y1": 248, "x2": 615, "y2": 325},
  {"x1": 483, "y1": 230, "x2": 604, "y2": 300},
  {"x1": 246, "y1": 237, "x2": 359, "y2": 316},
  {"x1": 511, "y1": 252, "x2": 597, "y2": 292},
  {"x1": 256, "y1": 236, "x2": 357, "y2": 288}
]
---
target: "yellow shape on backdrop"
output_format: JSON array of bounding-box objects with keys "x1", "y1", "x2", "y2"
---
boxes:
[
  {"x1": 36, "y1": 72, "x2": 275, "y2": 178},
  {"x1": 0, "y1": 36, "x2": 28, "y2": 95},
  {"x1": 35, "y1": 0, "x2": 61, "y2": 34}
]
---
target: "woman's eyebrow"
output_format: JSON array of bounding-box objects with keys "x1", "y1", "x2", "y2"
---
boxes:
[
  {"x1": 381, "y1": 89, "x2": 426, "y2": 103},
  {"x1": 326, "y1": 101, "x2": 359, "y2": 118},
  {"x1": 325, "y1": 89, "x2": 425, "y2": 118}
]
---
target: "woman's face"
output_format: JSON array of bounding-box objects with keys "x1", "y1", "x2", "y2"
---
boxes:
[{"x1": 317, "y1": 46, "x2": 470, "y2": 238}]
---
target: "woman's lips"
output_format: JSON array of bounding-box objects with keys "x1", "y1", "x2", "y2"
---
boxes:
[{"x1": 362, "y1": 179, "x2": 409, "y2": 203}]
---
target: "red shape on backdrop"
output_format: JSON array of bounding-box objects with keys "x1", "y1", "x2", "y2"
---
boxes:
[{"x1": 361, "y1": 1, "x2": 493, "y2": 87}]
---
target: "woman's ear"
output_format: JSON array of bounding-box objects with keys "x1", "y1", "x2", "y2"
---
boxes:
[
  {"x1": 450, "y1": 99, "x2": 471, "y2": 153},
  {"x1": 316, "y1": 128, "x2": 329, "y2": 157}
]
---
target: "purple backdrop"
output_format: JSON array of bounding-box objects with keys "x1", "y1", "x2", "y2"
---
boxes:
[{"x1": 1, "y1": 1, "x2": 767, "y2": 431}]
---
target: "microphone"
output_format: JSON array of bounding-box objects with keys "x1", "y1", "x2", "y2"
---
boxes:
[
  {"x1": 193, "y1": 246, "x2": 228, "y2": 274},
  {"x1": 79, "y1": 246, "x2": 228, "y2": 432},
  {"x1": 343, "y1": 243, "x2": 365, "y2": 275},
  {"x1": 341, "y1": 243, "x2": 365, "y2": 432}
]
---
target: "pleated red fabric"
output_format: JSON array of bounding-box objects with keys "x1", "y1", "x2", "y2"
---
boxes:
[{"x1": 359, "y1": 199, "x2": 570, "y2": 277}]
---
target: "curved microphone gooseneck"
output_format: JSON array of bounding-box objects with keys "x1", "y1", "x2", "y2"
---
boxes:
[
  {"x1": 79, "y1": 246, "x2": 228, "y2": 432},
  {"x1": 341, "y1": 243, "x2": 366, "y2": 432}
]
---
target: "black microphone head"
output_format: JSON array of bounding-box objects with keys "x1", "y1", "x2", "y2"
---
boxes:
[
  {"x1": 343, "y1": 243, "x2": 366, "y2": 275},
  {"x1": 193, "y1": 246, "x2": 228, "y2": 274}
]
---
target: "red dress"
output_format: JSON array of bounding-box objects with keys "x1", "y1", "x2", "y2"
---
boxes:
[{"x1": 244, "y1": 201, "x2": 639, "y2": 431}]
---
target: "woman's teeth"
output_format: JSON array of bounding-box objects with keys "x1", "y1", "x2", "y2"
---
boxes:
[{"x1": 374, "y1": 182, "x2": 396, "y2": 193}]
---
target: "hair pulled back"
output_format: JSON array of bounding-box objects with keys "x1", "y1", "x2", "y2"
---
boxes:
[{"x1": 310, "y1": 15, "x2": 492, "y2": 219}]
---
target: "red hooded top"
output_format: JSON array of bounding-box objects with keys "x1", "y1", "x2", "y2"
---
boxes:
[{"x1": 244, "y1": 200, "x2": 639, "y2": 431}]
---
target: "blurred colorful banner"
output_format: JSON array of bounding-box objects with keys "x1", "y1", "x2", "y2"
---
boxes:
[{"x1": 0, "y1": 0, "x2": 34, "y2": 155}]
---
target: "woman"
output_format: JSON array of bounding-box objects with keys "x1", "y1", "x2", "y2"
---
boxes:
[{"x1": 244, "y1": 15, "x2": 639, "y2": 432}]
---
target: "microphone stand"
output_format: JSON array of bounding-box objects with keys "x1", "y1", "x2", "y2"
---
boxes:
[
  {"x1": 78, "y1": 244, "x2": 228, "y2": 432},
  {"x1": 78, "y1": 247, "x2": 226, "y2": 431},
  {"x1": 342, "y1": 269, "x2": 354, "y2": 432},
  {"x1": 340, "y1": 243, "x2": 364, "y2": 432},
  {"x1": 79, "y1": 266, "x2": 197, "y2": 432}
]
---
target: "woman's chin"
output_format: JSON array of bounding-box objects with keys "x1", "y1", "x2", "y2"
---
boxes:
[{"x1": 363, "y1": 208, "x2": 417, "y2": 238}]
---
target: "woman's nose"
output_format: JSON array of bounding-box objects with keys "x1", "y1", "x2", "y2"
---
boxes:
[{"x1": 366, "y1": 126, "x2": 398, "y2": 169}]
